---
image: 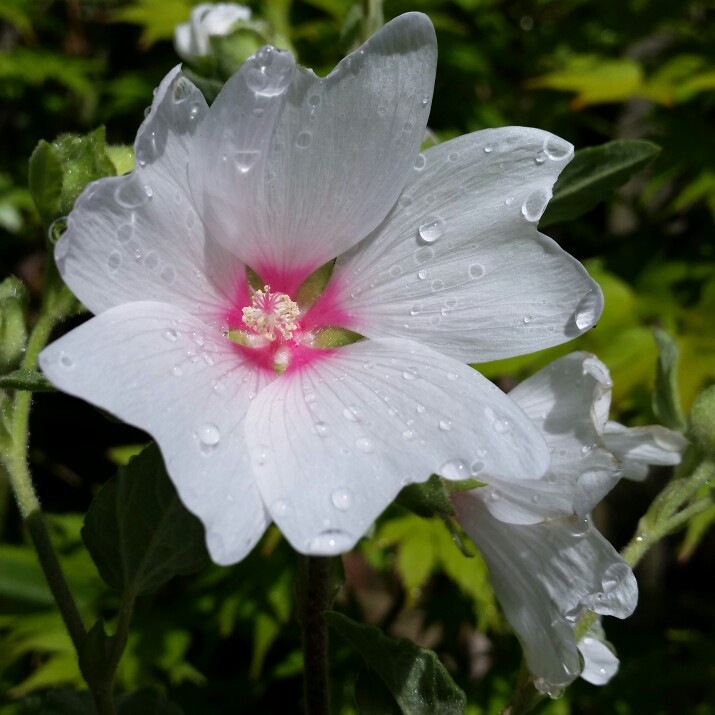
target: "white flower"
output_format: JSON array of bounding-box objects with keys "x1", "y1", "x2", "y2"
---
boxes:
[
  {"x1": 174, "y1": 3, "x2": 251, "y2": 63},
  {"x1": 40, "y1": 14, "x2": 603, "y2": 565},
  {"x1": 453, "y1": 352, "x2": 686, "y2": 693}
]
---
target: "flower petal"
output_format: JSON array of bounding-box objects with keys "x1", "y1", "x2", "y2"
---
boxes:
[
  {"x1": 39, "y1": 302, "x2": 275, "y2": 565},
  {"x1": 244, "y1": 338, "x2": 549, "y2": 555},
  {"x1": 579, "y1": 634, "x2": 619, "y2": 685},
  {"x1": 509, "y1": 352, "x2": 620, "y2": 515},
  {"x1": 602, "y1": 421, "x2": 688, "y2": 480},
  {"x1": 331, "y1": 127, "x2": 603, "y2": 362},
  {"x1": 454, "y1": 494, "x2": 637, "y2": 692},
  {"x1": 55, "y1": 68, "x2": 244, "y2": 322},
  {"x1": 188, "y1": 12, "x2": 436, "y2": 294}
]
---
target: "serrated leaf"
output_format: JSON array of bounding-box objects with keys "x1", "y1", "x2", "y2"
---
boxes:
[
  {"x1": 326, "y1": 612, "x2": 466, "y2": 715},
  {"x1": 28, "y1": 140, "x2": 63, "y2": 227},
  {"x1": 82, "y1": 442, "x2": 209, "y2": 594},
  {"x1": 540, "y1": 139, "x2": 660, "y2": 227},
  {"x1": 652, "y1": 329, "x2": 687, "y2": 431}
]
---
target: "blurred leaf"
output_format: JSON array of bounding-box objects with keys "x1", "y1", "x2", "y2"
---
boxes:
[
  {"x1": 354, "y1": 666, "x2": 403, "y2": 714},
  {"x1": 679, "y1": 498, "x2": 715, "y2": 562},
  {"x1": 541, "y1": 140, "x2": 661, "y2": 227},
  {"x1": 526, "y1": 55, "x2": 643, "y2": 107},
  {"x1": 652, "y1": 329, "x2": 687, "y2": 431},
  {"x1": 0, "y1": 546, "x2": 58, "y2": 606},
  {"x1": 115, "y1": 687, "x2": 184, "y2": 715},
  {"x1": 77, "y1": 620, "x2": 112, "y2": 688},
  {"x1": 82, "y1": 442, "x2": 209, "y2": 594},
  {"x1": 327, "y1": 611, "x2": 467, "y2": 715},
  {"x1": 0, "y1": 369, "x2": 56, "y2": 393},
  {"x1": 111, "y1": 0, "x2": 193, "y2": 46},
  {"x1": 40, "y1": 688, "x2": 94, "y2": 715},
  {"x1": 106, "y1": 145, "x2": 135, "y2": 177}
]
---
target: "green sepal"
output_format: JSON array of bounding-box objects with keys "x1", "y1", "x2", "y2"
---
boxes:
[
  {"x1": 396, "y1": 474, "x2": 483, "y2": 521},
  {"x1": 326, "y1": 611, "x2": 467, "y2": 715},
  {"x1": 540, "y1": 139, "x2": 661, "y2": 227},
  {"x1": 81, "y1": 442, "x2": 209, "y2": 594},
  {"x1": 0, "y1": 276, "x2": 29, "y2": 373},
  {"x1": 28, "y1": 140, "x2": 63, "y2": 229},
  {"x1": 652, "y1": 328, "x2": 687, "y2": 432},
  {"x1": 312, "y1": 326, "x2": 364, "y2": 349}
]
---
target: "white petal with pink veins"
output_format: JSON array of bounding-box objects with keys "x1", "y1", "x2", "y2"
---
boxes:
[
  {"x1": 188, "y1": 13, "x2": 437, "y2": 294},
  {"x1": 54, "y1": 67, "x2": 245, "y2": 323},
  {"x1": 331, "y1": 127, "x2": 603, "y2": 362},
  {"x1": 39, "y1": 301, "x2": 275, "y2": 565},
  {"x1": 244, "y1": 337, "x2": 549, "y2": 555}
]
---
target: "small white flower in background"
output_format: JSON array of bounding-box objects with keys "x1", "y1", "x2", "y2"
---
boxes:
[
  {"x1": 41, "y1": 14, "x2": 603, "y2": 565},
  {"x1": 174, "y1": 3, "x2": 251, "y2": 63},
  {"x1": 452, "y1": 352, "x2": 687, "y2": 693}
]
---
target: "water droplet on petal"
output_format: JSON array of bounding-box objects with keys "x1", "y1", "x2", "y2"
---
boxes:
[
  {"x1": 59, "y1": 352, "x2": 74, "y2": 369},
  {"x1": 504, "y1": 196, "x2": 514, "y2": 206},
  {"x1": 198, "y1": 423, "x2": 220, "y2": 446},
  {"x1": 245, "y1": 46, "x2": 294, "y2": 97},
  {"x1": 418, "y1": 216, "x2": 445, "y2": 243},
  {"x1": 163, "y1": 328, "x2": 178, "y2": 342},
  {"x1": 295, "y1": 131, "x2": 312, "y2": 148},
  {"x1": 414, "y1": 247, "x2": 434, "y2": 265},
  {"x1": 543, "y1": 135, "x2": 574, "y2": 161},
  {"x1": 331, "y1": 488, "x2": 352, "y2": 510},
  {"x1": 251, "y1": 445, "x2": 270, "y2": 465},
  {"x1": 172, "y1": 365, "x2": 183, "y2": 377},
  {"x1": 314, "y1": 421, "x2": 330, "y2": 437},
  {"x1": 414, "y1": 153, "x2": 426, "y2": 171},
  {"x1": 468, "y1": 263, "x2": 484, "y2": 279},
  {"x1": 107, "y1": 252, "x2": 121, "y2": 270},
  {"x1": 484, "y1": 143, "x2": 494, "y2": 153},
  {"x1": 439, "y1": 419, "x2": 453, "y2": 431},
  {"x1": 573, "y1": 289, "x2": 600, "y2": 331},
  {"x1": 235, "y1": 150, "x2": 260, "y2": 173},
  {"x1": 402, "y1": 367, "x2": 419, "y2": 380},
  {"x1": 189, "y1": 103, "x2": 201, "y2": 119},
  {"x1": 272, "y1": 499, "x2": 292, "y2": 517},
  {"x1": 431, "y1": 279, "x2": 444, "y2": 292},
  {"x1": 521, "y1": 188, "x2": 552, "y2": 222},
  {"x1": 440, "y1": 459, "x2": 467, "y2": 480},
  {"x1": 567, "y1": 516, "x2": 589, "y2": 536},
  {"x1": 160, "y1": 265, "x2": 176, "y2": 284},
  {"x1": 523, "y1": 315, "x2": 532, "y2": 324},
  {"x1": 534, "y1": 150, "x2": 547, "y2": 164},
  {"x1": 306, "y1": 529, "x2": 353, "y2": 555},
  {"x1": 402, "y1": 429, "x2": 415, "y2": 441},
  {"x1": 355, "y1": 437, "x2": 374, "y2": 453},
  {"x1": 470, "y1": 460, "x2": 484, "y2": 475},
  {"x1": 342, "y1": 404, "x2": 362, "y2": 422},
  {"x1": 417, "y1": 268, "x2": 428, "y2": 280},
  {"x1": 494, "y1": 418, "x2": 510, "y2": 433},
  {"x1": 416, "y1": 403, "x2": 426, "y2": 414}
]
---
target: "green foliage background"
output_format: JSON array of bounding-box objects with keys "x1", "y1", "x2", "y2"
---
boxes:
[{"x1": 1, "y1": 0, "x2": 714, "y2": 713}]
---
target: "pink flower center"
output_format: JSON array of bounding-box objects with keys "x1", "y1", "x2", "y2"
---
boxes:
[{"x1": 241, "y1": 285, "x2": 300, "y2": 341}]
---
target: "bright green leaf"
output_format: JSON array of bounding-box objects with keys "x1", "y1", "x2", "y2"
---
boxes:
[
  {"x1": 82, "y1": 442, "x2": 209, "y2": 595},
  {"x1": 327, "y1": 611, "x2": 467, "y2": 715},
  {"x1": 541, "y1": 140, "x2": 661, "y2": 227},
  {"x1": 28, "y1": 140, "x2": 63, "y2": 228}
]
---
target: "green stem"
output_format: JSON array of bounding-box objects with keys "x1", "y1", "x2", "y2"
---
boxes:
[{"x1": 301, "y1": 556, "x2": 335, "y2": 715}]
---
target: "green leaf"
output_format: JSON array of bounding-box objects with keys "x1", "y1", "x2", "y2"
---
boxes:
[
  {"x1": 0, "y1": 369, "x2": 56, "y2": 392},
  {"x1": 652, "y1": 329, "x2": 687, "y2": 432},
  {"x1": 326, "y1": 611, "x2": 467, "y2": 715},
  {"x1": 355, "y1": 667, "x2": 403, "y2": 714},
  {"x1": 395, "y1": 474, "x2": 455, "y2": 519},
  {"x1": 78, "y1": 620, "x2": 112, "y2": 686},
  {"x1": 82, "y1": 442, "x2": 209, "y2": 594},
  {"x1": 28, "y1": 140, "x2": 63, "y2": 228},
  {"x1": 540, "y1": 139, "x2": 661, "y2": 227}
]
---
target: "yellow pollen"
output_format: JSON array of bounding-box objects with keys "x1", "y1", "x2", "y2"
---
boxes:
[{"x1": 242, "y1": 285, "x2": 300, "y2": 341}]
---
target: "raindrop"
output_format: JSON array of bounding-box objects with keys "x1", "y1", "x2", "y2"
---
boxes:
[
  {"x1": 413, "y1": 246, "x2": 434, "y2": 265},
  {"x1": 107, "y1": 252, "x2": 121, "y2": 270},
  {"x1": 59, "y1": 352, "x2": 74, "y2": 369},
  {"x1": 448, "y1": 152, "x2": 459, "y2": 162},
  {"x1": 470, "y1": 460, "x2": 484, "y2": 475},
  {"x1": 447, "y1": 371, "x2": 459, "y2": 381},
  {"x1": 417, "y1": 268, "x2": 428, "y2": 280},
  {"x1": 421, "y1": 94, "x2": 430, "y2": 106},
  {"x1": 402, "y1": 367, "x2": 418, "y2": 380},
  {"x1": 117, "y1": 224, "x2": 133, "y2": 244},
  {"x1": 402, "y1": 429, "x2": 415, "y2": 440},
  {"x1": 235, "y1": 150, "x2": 260, "y2": 173},
  {"x1": 468, "y1": 263, "x2": 484, "y2": 278},
  {"x1": 172, "y1": 365, "x2": 183, "y2": 377},
  {"x1": 543, "y1": 135, "x2": 573, "y2": 161},
  {"x1": 389, "y1": 264, "x2": 402, "y2": 277},
  {"x1": 342, "y1": 405, "x2": 362, "y2": 422},
  {"x1": 189, "y1": 103, "x2": 201, "y2": 120},
  {"x1": 144, "y1": 252, "x2": 159, "y2": 270},
  {"x1": 331, "y1": 489, "x2": 352, "y2": 511},
  {"x1": 567, "y1": 516, "x2": 589, "y2": 537},
  {"x1": 377, "y1": 105, "x2": 387, "y2": 117},
  {"x1": 504, "y1": 196, "x2": 514, "y2": 206},
  {"x1": 494, "y1": 418, "x2": 510, "y2": 433},
  {"x1": 534, "y1": 151, "x2": 547, "y2": 165},
  {"x1": 198, "y1": 423, "x2": 220, "y2": 446},
  {"x1": 409, "y1": 305, "x2": 421, "y2": 316},
  {"x1": 295, "y1": 131, "x2": 313, "y2": 148},
  {"x1": 521, "y1": 188, "x2": 552, "y2": 223},
  {"x1": 439, "y1": 419, "x2": 453, "y2": 431},
  {"x1": 523, "y1": 315, "x2": 532, "y2": 324},
  {"x1": 306, "y1": 529, "x2": 353, "y2": 555},
  {"x1": 431, "y1": 279, "x2": 444, "y2": 291},
  {"x1": 573, "y1": 290, "x2": 600, "y2": 331},
  {"x1": 143, "y1": 184, "x2": 154, "y2": 199},
  {"x1": 403, "y1": 120, "x2": 414, "y2": 132},
  {"x1": 160, "y1": 265, "x2": 176, "y2": 284},
  {"x1": 413, "y1": 153, "x2": 426, "y2": 171},
  {"x1": 440, "y1": 459, "x2": 467, "y2": 480},
  {"x1": 245, "y1": 46, "x2": 294, "y2": 97},
  {"x1": 314, "y1": 421, "x2": 330, "y2": 437},
  {"x1": 416, "y1": 404, "x2": 426, "y2": 414},
  {"x1": 163, "y1": 328, "x2": 178, "y2": 342},
  {"x1": 484, "y1": 143, "x2": 494, "y2": 153},
  {"x1": 418, "y1": 216, "x2": 445, "y2": 243},
  {"x1": 308, "y1": 94, "x2": 321, "y2": 108},
  {"x1": 355, "y1": 437, "x2": 374, "y2": 453},
  {"x1": 251, "y1": 445, "x2": 270, "y2": 465}
]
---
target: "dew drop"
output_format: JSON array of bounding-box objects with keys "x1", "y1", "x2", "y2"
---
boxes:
[
  {"x1": 143, "y1": 184, "x2": 154, "y2": 199},
  {"x1": 484, "y1": 143, "x2": 494, "y2": 153},
  {"x1": 389, "y1": 264, "x2": 402, "y2": 277},
  {"x1": 306, "y1": 529, "x2": 353, "y2": 555},
  {"x1": 470, "y1": 460, "x2": 485, "y2": 475},
  {"x1": 251, "y1": 445, "x2": 270, "y2": 465},
  {"x1": 331, "y1": 488, "x2": 352, "y2": 511},
  {"x1": 272, "y1": 499, "x2": 292, "y2": 517},
  {"x1": 409, "y1": 304, "x2": 421, "y2": 316},
  {"x1": 494, "y1": 418, "x2": 510, "y2": 433},
  {"x1": 172, "y1": 365, "x2": 183, "y2": 377},
  {"x1": 114, "y1": 181, "x2": 148, "y2": 208},
  {"x1": 402, "y1": 429, "x2": 415, "y2": 440},
  {"x1": 414, "y1": 153, "x2": 426, "y2": 171},
  {"x1": 448, "y1": 151, "x2": 459, "y2": 162},
  {"x1": 295, "y1": 131, "x2": 313, "y2": 148},
  {"x1": 403, "y1": 120, "x2": 414, "y2": 132},
  {"x1": 431, "y1": 279, "x2": 444, "y2": 291},
  {"x1": 523, "y1": 315, "x2": 532, "y2": 324},
  {"x1": 160, "y1": 265, "x2": 176, "y2": 284},
  {"x1": 163, "y1": 328, "x2": 178, "y2": 342},
  {"x1": 117, "y1": 224, "x2": 133, "y2": 244},
  {"x1": 59, "y1": 352, "x2": 74, "y2": 369},
  {"x1": 402, "y1": 367, "x2": 419, "y2": 380},
  {"x1": 235, "y1": 150, "x2": 260, "y2": 173},
  {"x1": 468, "y1": 263, "x2": 484, "y2": 279},
  {"x1": 107, "y1": 251, "x2": 121, "y2": 270},
  {"x1": 198, "y1": 423, "x2": 220, "y2": 446},
  {"x1": 447, "y1": 371, "x2": 459, "y2": 381},
  {"x1": 413, "y1": 246, "x2": 434, "y2": 265},
  {"x1": 417, "y1": 268, "x2": 428, "y2": 280},
  {"x1": 355, "y1": 437, "x2": 374, "y2": 453},
  {"x1": 504, "y1": 196, "x2": 515, "y2": 206},
  {"x1": 440, "y1": 459, "x2": 467, "y2": 480},
  {"x1": 421, "y1": 94, "x2": 430, "y2": 106},
  {"x1": 189, "y1": 103, "x2": 201, "y2": 119},
  {"x1": 521, "y1": 188, "x2": 552, "y2": 223},
  {"x1": 418, "y1": 216, "x2": 445, "y2": 243},
  {"x1": 573, "y1": 290, "x2": 600, "y2": 331},
  {"x1": 342, "y1": 404, "x2": 362, "y2": 422},
  {"x1": 567, "y1": 516, "x2": 589, "y2": 537},
  {"x1": 416, "y1": 403, "x2": 426, "y2": 414},
  {"x1": 314, "y1": 421, "x2": 330, "y2": 437},
  {"x1": 543, "y1": 135, "x2": 574, "y2": 161},
  {"x1": 534, "y1": 150, "x2": 547, "y2": 165},
  {"x1": 439, "y1": 419, "x2": 453, "y2": 431}
]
